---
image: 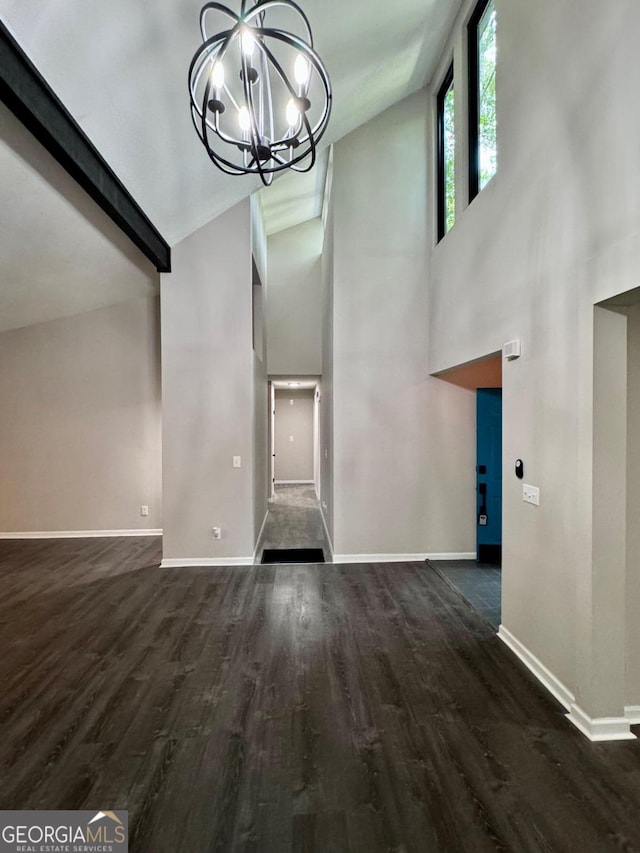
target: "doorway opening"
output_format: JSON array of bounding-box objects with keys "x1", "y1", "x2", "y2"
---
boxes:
[
  {"x1": 256, "y1": 376, "x2": 330, "y2": 562},
  {"x1": 431, "y1": 353, "x2": 503, "y2": 628},
  {"x1": 273, "y1": 381, "x2": 317, "y2": 485},
  {"x1": 476, "y1": 387, "x2": 502, "y2": 566}
]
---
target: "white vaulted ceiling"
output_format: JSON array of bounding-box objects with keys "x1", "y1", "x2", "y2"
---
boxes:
[{"x1": 1, "y1": 0, "x2": 462, "y2": 244}]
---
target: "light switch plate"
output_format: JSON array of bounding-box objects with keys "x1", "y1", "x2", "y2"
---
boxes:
[
  {"x1": 233, "y1": 456, "x2": 241, "y2": 468},
  {"x1": 523, "y1": 483, "x2": 540, "y2": 506}
]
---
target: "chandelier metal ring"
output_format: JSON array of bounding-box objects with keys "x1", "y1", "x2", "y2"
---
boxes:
[{"x1": 188, "y1": 0, "x2": 332, "y2": 185}]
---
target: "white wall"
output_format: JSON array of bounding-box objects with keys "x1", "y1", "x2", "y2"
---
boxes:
[
  {"x1": 0, "y1": 296, "x2": 161, "y2": 533},
  {"x1": 320, "y1": 178, "x2": 335, "y2": 544},
  {"x1": 331, "y1": 91, "x2": 476, "y2": 559},
  {"x1": 266, "y1": 219, "x2": 323, "y2": 376},
  {"x1": 274, "y1": 389, "x2": 315, "y2": 481},
  {"x1": 429, "y1": 0, "x2": 640, "y2": 723},
  {"x1": 161, "y1": 199, "x2": 256, "y2": 562},
  {"x1": 588, "y1": 307, "x2": 627, "y2": 719},
  {"x1": 626, "y1": 303, "x2": 640, "y2": 706},
  {"x1": 251, "y1": 196, "x2": 269, "y2": 543}
]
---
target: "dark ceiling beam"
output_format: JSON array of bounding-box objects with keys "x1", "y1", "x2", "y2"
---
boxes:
[{"x1": 0, "y1": 21, "x2": 171, "y2": 273}]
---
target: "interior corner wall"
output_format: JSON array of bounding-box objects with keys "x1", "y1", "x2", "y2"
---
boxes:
[
  {"x1": 331, "y1": 91, "x2": 476, "y2": 558},
  {"x1": 0, "y1": 296, "x2": 162, "y2": 533},
  {"x1": 320, "y1": 185, "x2": 335, "y2": 543},
  {"x1": 161, "y1": 199, "x2": 255, "y2": 561},
  {"x1": 429, "y1": 0, "x2": 640, "y2": 716},
  {"x1": 582, "y1": 306, "x2": 628, "y2": 718},
  {"x1": 266, "y1": 219, "x2": 323, "y2": 376},
  {"x1": 626, "y1": 304, "x2": 640, "y2": 706},
  {"x1": 251, "y1": 196, "x2": 269, "y2": 543}
]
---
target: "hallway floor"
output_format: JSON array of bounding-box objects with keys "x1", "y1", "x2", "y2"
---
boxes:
[
  {"x1": 255, "y1": 484, "x2": 331, "y2": 563},
  {"x1": 1, "y1": 538, "x2": 640, "y2": 852}
]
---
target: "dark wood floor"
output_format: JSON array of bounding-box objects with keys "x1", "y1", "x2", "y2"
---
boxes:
[{"x1": 1, "y1": 538, "x2": 640, "y2": 852}]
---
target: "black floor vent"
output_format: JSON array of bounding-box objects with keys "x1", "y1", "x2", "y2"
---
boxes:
[{"x1": 261, "y1": 548, "x2": 325, "y2": 564}]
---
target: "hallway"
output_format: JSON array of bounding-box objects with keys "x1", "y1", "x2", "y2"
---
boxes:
[{"x1": 255, "y1": 484, "x2": 331, "y2": 564}]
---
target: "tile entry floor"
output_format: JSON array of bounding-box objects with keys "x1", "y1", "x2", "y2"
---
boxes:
[{"x1": 427, "y1": 559, "x2": 501, "y2": 629}]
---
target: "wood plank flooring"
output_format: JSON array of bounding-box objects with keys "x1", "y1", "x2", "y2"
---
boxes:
[{"x1": 1, "y1": 537, "x2": 640, "y2": 852}]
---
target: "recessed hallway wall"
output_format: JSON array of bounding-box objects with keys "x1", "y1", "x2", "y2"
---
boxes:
[
  {"x1": 274, "y1": 389, "x2": 315, "y2": 483},
  {"x1": 266, "y1": 219, "x2": 323, "y2": 376}
]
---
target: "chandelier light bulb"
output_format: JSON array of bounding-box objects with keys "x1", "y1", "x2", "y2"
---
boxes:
[
  {"x1": 294, "y1": 53, "x2": 310, "y2": 85},
  {"x1": 241, "y1": 28, "x2": 255, "y2": 57},
  {"x1": 238, "y1": 105, "x2": 251, "y2": 131},
  {"x1": 286, "y1": 98, "x2": 300, "y2": 127},
  {"x1": 211, "y1": 61, "x2": 225, "y2": 89}
]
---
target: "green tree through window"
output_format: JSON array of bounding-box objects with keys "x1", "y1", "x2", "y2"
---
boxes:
[
  {"x1": 444, "y1": 81, "x2": 455, "y2": 231},
  {"x1": 478, "y1": 0, "x2": 496, "y2": 189}
]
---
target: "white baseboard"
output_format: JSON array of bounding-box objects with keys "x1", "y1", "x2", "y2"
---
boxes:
[
  {"x1": 274, "y1": 479, "x2": 314, "y2": 485},
  {"x1": 625, "y1": 705, "x2": 640, "y2": 725},
  {"x1": 334, "y1": 553, "x2": 428, "y2": 564},
  {"x1": 566, "y1": 704, "x2": 636, "y2": 742},
  {"x1": 320, "y1": 506, "x2": 334, "y2": 563},
  {"x1": 333, "y1": 551, "x2": 475, "y2": 564},
  {"x1": 498, "y1": 625, "x2": 636, "y2": 742},
  {"x1": 426, "y1": 552, "x2": 476, "y2": 561},
  {"x1": 0, "y1": 529, "x2": 162, "y2": 539},
  {"x1": 498, "y1": 625, "x2": 575, "y2": 710},
  {"x1": 160, "y1": 557, "x2": 254, "y2": 568},
  {"x1": 252, "y1": 511, "x2": 269, "y2": 563}
]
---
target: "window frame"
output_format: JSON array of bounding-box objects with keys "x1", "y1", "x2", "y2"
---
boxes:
[
  {"x1": 468, "y1": 0, "x2": 496, "y2": 201},
  {"x1": 436, "y1": 62, "x2": 455, "y2": 242}
]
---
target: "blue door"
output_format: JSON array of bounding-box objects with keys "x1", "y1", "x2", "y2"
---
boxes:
[{"x1": 476, "y1": 388, "x2": 502, "y2": 564}]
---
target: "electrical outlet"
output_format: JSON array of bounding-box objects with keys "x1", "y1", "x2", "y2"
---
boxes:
[
  {"x1": 212, "y1": 527, "x2": 222, "y2": 539},
  {"x1": 140, "y1": 505, "x2": 149, "y2": 517},
  {"x1": 522, "y1": 484, "x2": 540, "y2": 506}
]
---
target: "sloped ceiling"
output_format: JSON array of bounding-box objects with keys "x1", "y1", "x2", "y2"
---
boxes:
[
  {"x1": 259, "y1": 149, "x2": 329, "y2": 237},
  {"x1": 0, "y1": 102, "x2": 158, "y2": 333},
  {"x1": 1, "y1": 0, "x2": 462, "y2": 245}
]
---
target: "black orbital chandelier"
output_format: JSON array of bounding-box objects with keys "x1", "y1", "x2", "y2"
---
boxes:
[{"x1": 188, "y1": 0, "x2": 332, "y2": 185}]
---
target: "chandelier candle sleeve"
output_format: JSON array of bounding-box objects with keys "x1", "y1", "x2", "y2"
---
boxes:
[{"x1": 188, "y1": 0, "x2": 332, "y2": 185}]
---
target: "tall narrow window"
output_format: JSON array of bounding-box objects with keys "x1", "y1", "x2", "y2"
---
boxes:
[
  {"x1": 468, "y1": 0, "x2": 497, "y2": 200},
  {"x1": 437, "y1": 64, "x2": 455, "y2": 241}
]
